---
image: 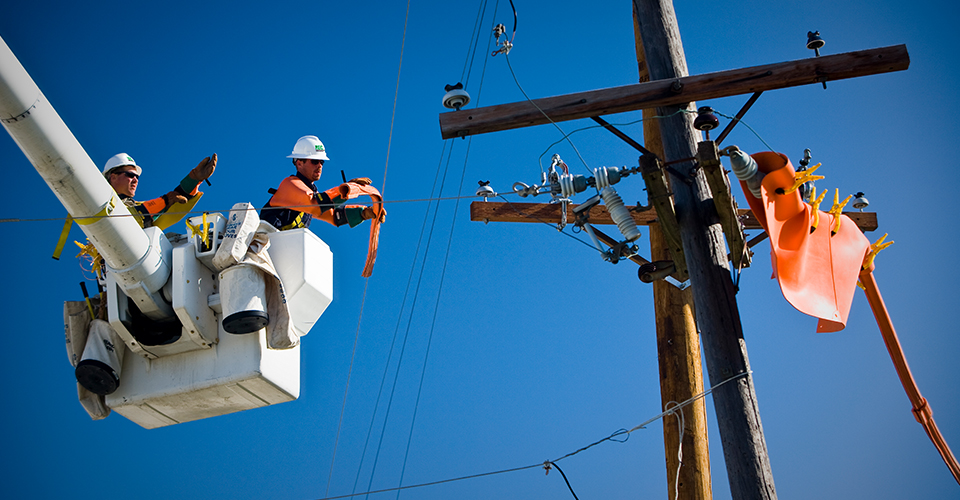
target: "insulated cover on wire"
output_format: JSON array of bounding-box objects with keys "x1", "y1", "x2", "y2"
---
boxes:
[{"x1": 742, "y1": 152, "x2": 870, "y2": 332}]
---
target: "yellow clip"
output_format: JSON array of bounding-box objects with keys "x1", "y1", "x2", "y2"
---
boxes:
[
  {"x1": 185, "y1": 219, "x2": 203, "y2": 239},
  {"x1": 783, "y1": 162, "x2": 824, "y2": 195},
  {"x1": 75, "y1": 240, "x2": 103, "y2": 276},
  {"x1": 828, "y1": 189, "x2": 853, "y2": 235},
  {"x1": 809, "y1": 186, "x2": 827, "y2": 232},
  {"x1": 202, "y1": 212, "x2": 211, "y2": 250},
  {"x1": 862, "y1": 233, "x2": 894, "y2": 270}
]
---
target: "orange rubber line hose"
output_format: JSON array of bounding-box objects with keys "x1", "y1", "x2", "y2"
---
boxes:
[{"x1": 859, "y1": 267, "x2": 960, "y2": 484}]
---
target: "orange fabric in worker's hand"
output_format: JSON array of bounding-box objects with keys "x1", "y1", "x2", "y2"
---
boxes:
[
  {"x1": 269, "y1": 176, "x2": 366, "y2": 227},
  {"x1": 743, "y1": 152, "x2": 870, "y2": 332},
  {"x1": 329, "y1": 182, "x2": 384, "y2": 278},
  {"x1": 270, "y1": 179, "x2": 384, "y2": 277}
]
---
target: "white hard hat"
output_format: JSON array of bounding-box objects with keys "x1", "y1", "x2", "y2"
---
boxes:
[
  {"x1": 287, "y1": 135, "x2": 330, "y2": 161},
  {"x1": 103, "y1": 153, "x2": 142, "y2": 176}
]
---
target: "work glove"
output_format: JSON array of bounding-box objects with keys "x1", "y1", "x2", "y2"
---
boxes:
[
  {"x1": 349, "y1": 177, "x2": 372, "y2": 186},
  {"x1": 362, "y1": 205, "x2": 386, "y2": 223},
  {"x1": 163, "y1": 191, "x2": 188, "y2": 208},
  {"x1": 189, "y1": 153, "x2": 218, "y2": 182}
]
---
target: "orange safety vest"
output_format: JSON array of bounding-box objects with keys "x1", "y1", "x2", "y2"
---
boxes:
[{"x1": 265, "y1": 176, "x2": 384, "y2": 277}]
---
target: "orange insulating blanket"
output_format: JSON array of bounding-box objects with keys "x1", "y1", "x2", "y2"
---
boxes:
[
  {"x1": 328, "y1": 182, "x2": 384, "y2": 278},
  {"x1": 741, "y1": 152, "x2": 870, "y2": 332}
]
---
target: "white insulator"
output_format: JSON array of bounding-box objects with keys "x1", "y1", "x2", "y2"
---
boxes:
[
  {"x1": 559, "y1": 174, "x2": 576, "y2": 198},
  {"x1": 595, "y1": 166, "x2": 611, "y2": 190},
  {"x1": 601, "y1": 186, "x2": 640, "y2": 242}
]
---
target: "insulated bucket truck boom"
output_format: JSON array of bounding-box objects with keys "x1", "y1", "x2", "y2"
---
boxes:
[{"x1": 0, "y1": 34, "x2": 333, "y2": 428}]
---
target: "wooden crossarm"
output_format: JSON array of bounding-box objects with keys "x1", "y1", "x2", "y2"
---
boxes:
[
  {"x1": 440, "y1": 45, "x2": 908, "y2": 139},
  {"x1": 470, "y1": 201, "x2": 878, "y2": 232}
]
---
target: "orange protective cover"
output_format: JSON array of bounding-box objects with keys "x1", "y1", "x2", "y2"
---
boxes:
[{"x1": 742, "y1": 152, "x2": 869, "y2": 332}]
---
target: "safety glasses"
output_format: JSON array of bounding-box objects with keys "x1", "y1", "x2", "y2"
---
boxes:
[{"x1": 116, "y1": 171, "x2": 139, "y2": 180}]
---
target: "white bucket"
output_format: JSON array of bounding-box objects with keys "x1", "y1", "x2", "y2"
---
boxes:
[{"x1": 219, "y1": 264, "x2": 269, "y2": 334}]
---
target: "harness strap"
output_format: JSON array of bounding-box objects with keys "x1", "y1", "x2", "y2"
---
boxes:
[{"x1": 52, "y1": 194, "x2": 121, "y2": 259}]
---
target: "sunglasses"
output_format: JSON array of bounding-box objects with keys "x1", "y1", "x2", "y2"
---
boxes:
[
  {"x1": 305, "y1": 159, "x2": 324, "y2": 166},
  {"x1": 115, "y1": 171, "x2": 139, "y2": 180}
]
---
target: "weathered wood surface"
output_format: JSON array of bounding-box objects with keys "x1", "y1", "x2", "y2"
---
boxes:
[
  {"x1": 439, "y1": 45, "x2": 909, "y2": 139},
  {"x1": 635, "y1": 7, "x2": 713, "y2": 495},
  {"x1": 470, "y1": 201, "x2": 878, "y2": 232},
  {"x1": 635, "y1": 0, "x2": 778, "y2": 497}
]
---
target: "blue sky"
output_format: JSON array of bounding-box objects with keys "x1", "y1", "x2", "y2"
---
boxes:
[{"x1": 1, "y1": 0, "x2": 958, "y2": 498}]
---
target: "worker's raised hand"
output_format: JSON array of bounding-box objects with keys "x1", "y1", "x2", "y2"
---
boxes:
[
  {"x1": 162, "y1": 191, "x2": 188, "y2": 208},
  {"x1": 362, "y1": 205, "x2": 386, "y2": 223},
  {"x1": 349, "y1": 177, "x2": 372, "y2": 186},
  {"x1": 190, "y1": 153, "x2": 218, "y2": 182}
]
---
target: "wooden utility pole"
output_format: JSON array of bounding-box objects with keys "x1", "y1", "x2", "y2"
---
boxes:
[
  {"x1": 444, "y1": 3, "x2": 905, "y2": 498},
  {"x1": 632, "y1": 1, "x2": 776, "y2": 498},
  {"x1": 633, "y1": 4, "x2": 712, "y2": 499}
]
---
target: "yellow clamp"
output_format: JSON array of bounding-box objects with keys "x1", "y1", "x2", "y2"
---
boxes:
[
  {"x1": 783, "y1": 162, "x2": 824, "y2": 195},
  {"x1": 828, "y1": 189, "x2": 853, "y2": 235},
  {"x1": 184, "y1": 218, "x2": 204, "y2": 239},
  {"x1": 75, "y1": 240, "x2": 103, "y2": 276},
  {"x1": 863, "y1": 233, "x2": 894, "y2": 270},
  {"x1": 809, "y1": 186, "x2": 827, "y2": 232}
]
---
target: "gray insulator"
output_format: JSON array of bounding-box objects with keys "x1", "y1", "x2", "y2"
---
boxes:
[
  {"x1": 573, "y1": 175, "x2": 588, "y2": 194},
  {"x1": 606, "y1": 167, "x2": 621, "y2": 186},
  {"x1": 728, "y1": 148, "x2": 764, "y2": 198}
]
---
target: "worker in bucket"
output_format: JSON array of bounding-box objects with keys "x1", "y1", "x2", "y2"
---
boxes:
[
  {"x1": 69, "y1": 152, "x2": 218, "y2": 410},
  {"x1": 103, "y1": 152, "x2": 217, "y2": 228},
  {"x1": 261, "y1": 135, "x2": 385, "y2": 230}
]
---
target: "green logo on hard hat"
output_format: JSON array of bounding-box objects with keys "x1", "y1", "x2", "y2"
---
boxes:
[
  {"x1": 126, "y1": 156, "x2": 134, "y2": 162},
  {"x1": 315, "y1": 145, "x2": 324, "y2": 152}
]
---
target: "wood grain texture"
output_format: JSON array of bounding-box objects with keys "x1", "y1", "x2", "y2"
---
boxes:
[{"x1": 440, "y1": 45, "x2": 908, "y2": 139}]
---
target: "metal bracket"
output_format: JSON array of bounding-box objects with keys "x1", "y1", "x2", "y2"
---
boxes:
[
  {"x1": 698, "y1": 140, "x2": 750, "y2": 269},
  {"x1": 638, "y1": 154, "x2": 689, "y2": 281}
]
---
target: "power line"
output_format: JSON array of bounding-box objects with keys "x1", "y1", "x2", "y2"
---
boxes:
[
  {"x1": 327, "y1": 0, "x2": 413, "y2": 495},
  {"x1": 317, "y1": 370, "x2": 753, "y2": 499}
]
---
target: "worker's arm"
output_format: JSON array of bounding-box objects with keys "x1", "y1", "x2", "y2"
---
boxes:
[
  {"x1": 269, "y1": 177, "x2": 367, "y2": 228},
  {"x1": 135, "y1": 154, "x2": 218, "y2": 216}
]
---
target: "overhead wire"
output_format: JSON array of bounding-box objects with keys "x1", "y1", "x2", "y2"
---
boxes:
[
  {"x1": 360, "y1": 138, "x2": 457, "y2": 497},
  {"x1": 394, "y1": 6, "x2": 499, "y2": 494},
  {"x1": 313, "y1": 370, "x2": 753, "y2": 500},
  {"x1": 460, "y1": 0, "x2": 489, "y2": 87},
  {"x1": 534, "y1": 109, "x2": 687, "y2": 174},
  {"x1": 326, "y1": 0, "x2": 412, "y2": 495},
  {"x1": 497, "y1": 195, "x2": 599, "y2": 252},
  {"x1": 353, "y1": 3, "x2": 510, "y2": 496},
  {"x1": 349, "y1": 140, "x2": 455, "y2": 497},
  {"x1": 503, "y1": 53, "x2": 591, "y2": 175}
]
